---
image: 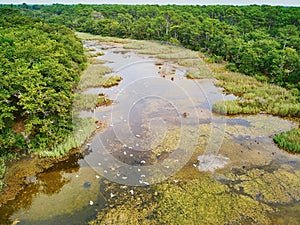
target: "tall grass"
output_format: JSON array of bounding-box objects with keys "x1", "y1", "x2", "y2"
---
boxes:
[
  {"x1": 39, "y1": 117, "x2": 97, "y2": 157},
  {"x1": 73, "y1": 93, "x2": 111, "y2": 111},
  {"x1": 273, "y1": 128, "x2": 300, "y2": 153},
  {"x1": 212, "y1": 69, "x2": 300, "y2": 117},
  {"x1": 77, "y1": 64, "x2": 113, "y2": 90}
]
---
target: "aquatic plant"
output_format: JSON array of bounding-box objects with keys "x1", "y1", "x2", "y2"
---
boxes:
[
  {"x1": 225, "y1": 167, "x2": 300, "y2": 204},
  {"x1": 89, "y1": 177, "x2": 273, "y2": 224},
  {"x1": 273, "y1": 128, "x2": 300, "y2": 153}
]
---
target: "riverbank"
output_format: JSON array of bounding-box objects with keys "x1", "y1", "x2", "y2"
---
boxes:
[{"x1": 0, "y1": 38, "x2": 116, "y2": 206}]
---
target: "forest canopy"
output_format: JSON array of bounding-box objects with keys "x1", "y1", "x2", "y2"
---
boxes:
[
  {"x1": 10, "y1": 3, "x2": 300, "y2": 90},
  {"x1": 0, "y1": 7, "x2": 86, "y2": 155}
]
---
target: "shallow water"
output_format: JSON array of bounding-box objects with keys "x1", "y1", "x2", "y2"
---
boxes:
[{"x1": 0, "y1": 40, "x2": 299, "y2": 225}]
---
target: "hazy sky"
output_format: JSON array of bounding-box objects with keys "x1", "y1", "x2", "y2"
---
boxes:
[{"x1": 1, "y1": 0, "x2": 299, "y2": 6}]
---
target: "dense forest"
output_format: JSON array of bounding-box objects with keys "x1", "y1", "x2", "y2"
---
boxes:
[
  {"x1": 0, "y1": 8, "x2": 86, "y2": 156},
  {"x1": 12, "y1": 3, "x2": 300, "y2": 90}
]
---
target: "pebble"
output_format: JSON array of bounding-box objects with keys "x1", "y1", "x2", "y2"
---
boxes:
[
  {"x1": 130, "y1": 190, "x2": 134, "y2": 195},
  {"x1": 129, "y1": 154, "x2": 133, "y2": 157},
  {"x1": 89, "y1": 201, "x2": 94, "y2": 206},
  {"x1": 110, "y1": 193, "x2": 115, "y2": 198},
  {"x1": 123, "y1": 151, "x2": 127, "y2": 155},
  {"x1": 96, "y1": 175, "x2": 100, "y2": 179},
  {"x1": 140, "y1": 174, "x2": 146, "y2": 178},
  {"x1": 135, "y1": 134, "x2": 141, "y2": 138},
  {"x1": 75, "y1": 175, "x2": 79, "y2": 178},
  {"x1": 128, "y1": 146, "x2": 133, "y2": 149},
  {"x1": 141, "y1": 160, "x2": 146, "y2": 164},
  {"x1": 104, "y1": 170, "x2": 108, "y2": 173},
  {"x1": 122, "y1": 176, "x2": 128, "y2": 180},
  {"x1": 193, "y1": 164, "x2": 197, "y2": 167},
  {"x1": 137, "y1": 168, "x2": 141, "y2": 172},
  {"x1": 98, "y1": 162, "x2": 102, "y2": 166}
]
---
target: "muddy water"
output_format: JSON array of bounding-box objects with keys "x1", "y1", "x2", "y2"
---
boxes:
[{"x1": 0, "y1": 40, "x2": 300, "y2": 224}]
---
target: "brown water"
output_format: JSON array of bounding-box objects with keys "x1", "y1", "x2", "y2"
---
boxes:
[{"x1": 0, "y1": 40, "x2": 299, "y2": 225}]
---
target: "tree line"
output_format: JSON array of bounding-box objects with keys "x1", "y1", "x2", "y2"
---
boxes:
[
  {"x1": 12, "y1": 3, "x2": 300, "y2": 90},
  {"x1": 0, "y1": 7, "x2": 86, "y2": 155}
]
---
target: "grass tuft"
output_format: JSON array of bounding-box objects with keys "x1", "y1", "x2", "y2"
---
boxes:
[{"x1": 273, "y1": 128, "x2": 300, "y2": 153}]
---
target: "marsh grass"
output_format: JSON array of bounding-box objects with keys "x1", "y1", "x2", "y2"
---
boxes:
[
  {"x1": 76, "y1": 32, "x2": 130, "y2": 44},
  {"x1": 102, "y1": 76, "x2": 122, "y2": 88},
  {"x1": 273, "y1": 128, "x2": 300, "y2": 153},
  {"x1": 212, "y1": 66, "x2": 300, "y2": 117},
  {"x1": 77, "y1": 64, "x2": 112, "y2": 90},
  {"x1": 89, "y1": 51, "x2": 104, "y2": 57},
  {"x1": 73, "y1": 93, "x2": 111, "y2": 111},
  {"x1": 39, "y1": 117, "x2": 97, "y2": 157},
  {"x1": 88, "y1": 57, "x2": 106, "y2": 64}
]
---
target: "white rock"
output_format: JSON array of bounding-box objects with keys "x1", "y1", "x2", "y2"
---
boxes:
[
  {"x1": 129, "y1": 154, "x2": 133, "y2": 157},
  {"x1": 130, "y1": 190, "x2": 134, "y2": 195},
  {"x1": 123, "y1": 151, "x2": 127, "y2": 155},
  {"x1": 122, "y1": 176, "x2": 128, "y2": 180},
  {"x1": 96, "y1": 175, "x2": 100, "y2": 179},
  {"x1": 135, "y1": 134, "x2": 141, "y2": 138},
  {"x1": 110, "y1": 193, "x2": 115, "y2": 198},
  {"x1": 89, "y1": 201, "x2": 94, "y2": 206},
  {"x1": 141, "y1": 160, "x2": 146, "y2": 164}
]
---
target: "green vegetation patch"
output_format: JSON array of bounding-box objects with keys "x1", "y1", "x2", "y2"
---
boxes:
[
  {"x1": 90, "y1": 177, "x2": 273, "y2": 225},
  {"x1": 273, "y1": 128, "x2": 300, "y2": 153},
  {"x1": 0, "y1": 158, "x2": 5, "y2": 191},
  {"x1": 39, "y1": 117, "x2": 97, "y2": 157},
  {"x1": 77, "y1": 64, "x2": 112, "y2": 90},
  {"x1": 225, "y1": 167, "x2": 300, "y2": 204},
  {"x1": 73, "y1": 93, "x2": 111, "y2": 111},
  {"x1": 212, "y1": 71, "x2": 300, "y2": 117}
]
